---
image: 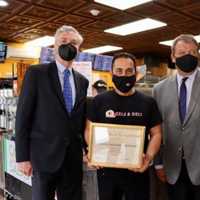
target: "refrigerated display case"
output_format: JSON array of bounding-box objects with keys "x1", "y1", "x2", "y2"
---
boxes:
[{"x1": 0, "y1": 88, "x2": 32, "y2": 200}]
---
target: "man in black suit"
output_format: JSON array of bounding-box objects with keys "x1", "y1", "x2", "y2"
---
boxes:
[{"x1": 15, "y1": 25, "x2": 89, "y2": 200}]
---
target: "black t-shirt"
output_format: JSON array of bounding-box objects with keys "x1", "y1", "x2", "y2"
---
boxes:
[{"x1": 87, "y1": 90, "x2": 162, "y2": 150}]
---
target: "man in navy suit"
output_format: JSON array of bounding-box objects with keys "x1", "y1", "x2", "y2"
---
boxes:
[{"x1": 15, "y1": 25, "x2": 89, "y2": 200}]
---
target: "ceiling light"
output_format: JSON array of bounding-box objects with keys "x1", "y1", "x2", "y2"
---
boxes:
[
  {"x1": 195, "y1": 35, "x2": 200, "y2": 42},
  {"x1": 159, "y1": 40, "x2": 173, "y2": 46},
  {"x1": 0, "y1": 0, "x2": 8, "y2": 7},
  {"x1": 94, "y1": 0, "x2": 153, "y2": 10},
  {"x1": 90, "y1": 9, "x2": 101, "y2": 16},
  {"x1": 25, "y1": 36, "x2": 55, "y2": 47},
  {"x1": 83, "y1": 45, "x2": 122, "y2": 54},
  {"x1": 104, "y1": 18, "x2": 167, "y2": 36},
  {"x1": 159, "y1": 35, "x2": 200, "y2": 46}
]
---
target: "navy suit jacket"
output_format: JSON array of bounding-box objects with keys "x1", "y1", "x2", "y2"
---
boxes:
[{"x1": 15, "y1": 61, "x2": 89, "y2": 172}]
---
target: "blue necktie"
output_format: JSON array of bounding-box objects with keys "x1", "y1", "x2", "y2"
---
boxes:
[
  {"x1": 179, "y1": 77, "x2": 188, "y2": 123},
  {"x1": 63, "y1": 69, "x2": 73, "y2": 114}
]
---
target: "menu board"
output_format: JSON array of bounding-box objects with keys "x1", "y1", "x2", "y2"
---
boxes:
[
  {"x1": 72, "y1": 61, "x2": 93, "y2": 96},
  {"x1": 93, "y1": 54, "x2": 113, "y2": 71}
]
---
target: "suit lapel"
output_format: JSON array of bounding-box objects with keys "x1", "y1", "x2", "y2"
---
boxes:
[
  {"x1": 48, "y1": 62, "x2": 67, "y2": 113},
  {"x1": 184, "y1": 70, "x2": 200, "y2": 125},
  {"x1": 72, "y1": 69, "x2": 81, "y2": 110},
  {"x1": 169, "y1": 75, "x2": 181, "y2": 124},
  {"x1": 48, "y1": 64, "x2": 84, "y2": 115}
]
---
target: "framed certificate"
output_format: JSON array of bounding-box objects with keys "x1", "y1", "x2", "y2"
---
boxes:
[{"x1": 88, "y1": 122, "x2": 145, "y2": 169}]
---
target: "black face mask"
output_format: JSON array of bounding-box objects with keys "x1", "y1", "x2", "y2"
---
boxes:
[
  {"x1": 112, "y1": 75, "x2": 136, "y2": 93},
  {"x1": 58, "y1": 43, "x2": 77, "y2": 61},
  {"x1": 176, "y1": 54, "x2": 198, "y2": 73}
]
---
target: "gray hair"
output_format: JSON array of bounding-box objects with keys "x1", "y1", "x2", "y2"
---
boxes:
[
  {"x1": 55, "y1": 25, "x2": 83, "y2": 45},
  {"x1": 172, "y1": 34, "x2": 199, "y2": 53}
]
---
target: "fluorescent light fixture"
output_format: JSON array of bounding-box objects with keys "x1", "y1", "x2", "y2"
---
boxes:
[
  {"x1": 0, "y1": 0, "x2": 8, "y2": 7},
  {"x1": 194, "y1": 35, "x2": 200, "y2": 42},
  {"x1": 104, "y1": 18, "x2": 167, "y2": 36},
  {"x1": 25, "y1": 36, "x2": 55, "y2": 47},
  {"x1": 94, "y1": 0, "x2": 153, "y2": 10},
  {"x1": 159, "y1": 35, "x2": 200, "y2": 46},
  {"x1": 83, "y1": 45, "x2": 122, "y2": 54},
  {"x1": 159, "y1": 40, "x2": 173, "y2": 46}
]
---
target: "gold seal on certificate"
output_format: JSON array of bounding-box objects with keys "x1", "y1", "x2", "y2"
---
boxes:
[{"x1": 88, "y1": 122, "x2": 145, "y2": 169}]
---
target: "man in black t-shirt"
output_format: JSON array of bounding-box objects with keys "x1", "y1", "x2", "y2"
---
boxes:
[{"x1": 85, "y1": 52, "x2": 162, "y2": 200}]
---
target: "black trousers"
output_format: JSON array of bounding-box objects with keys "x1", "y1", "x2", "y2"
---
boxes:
[
  {"x1": 97, "y1": 168, "x2": 149, "y2": 200},
  {"x1": 168, "y1": 160, "x2": 200, "y2": 200},
  {"x1": 32, "y1": 141, "x2": 83, "y2": 200}
]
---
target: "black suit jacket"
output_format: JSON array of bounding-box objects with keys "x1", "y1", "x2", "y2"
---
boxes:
[{"x1": 15, "y1": 62, "x2": 89, "y2": 172}]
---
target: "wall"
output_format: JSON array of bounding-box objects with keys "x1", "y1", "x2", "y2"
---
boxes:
[{"x1": 0, "y1": 43, "x2": 40, "y2": 78}]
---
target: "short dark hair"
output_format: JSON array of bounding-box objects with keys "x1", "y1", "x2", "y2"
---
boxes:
[
  {"x1": 111, "y1": 52, "x2": 136, "y2": 72},
  {"x1": 92, "y1": 80, "x2": 107, "y2": 89},
  {"x1": 92, "y1": 80, "x2": 107, "y2": 94}
]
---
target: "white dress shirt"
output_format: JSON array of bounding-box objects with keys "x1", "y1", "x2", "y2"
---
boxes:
[
  {"x1": 176, "y1": 69, "x2": 197, "y2": 113},
  {"x1": 56, "y1": 60, "x2": 76, "y2": 106}
]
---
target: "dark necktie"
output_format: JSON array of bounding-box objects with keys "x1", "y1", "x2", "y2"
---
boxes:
[
  {"x1": 179, "y1": 77, "x2": 188, "y2": 123},
  {"x1": 63, "y1": 69, "x2": 73, "y2": 114}
]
